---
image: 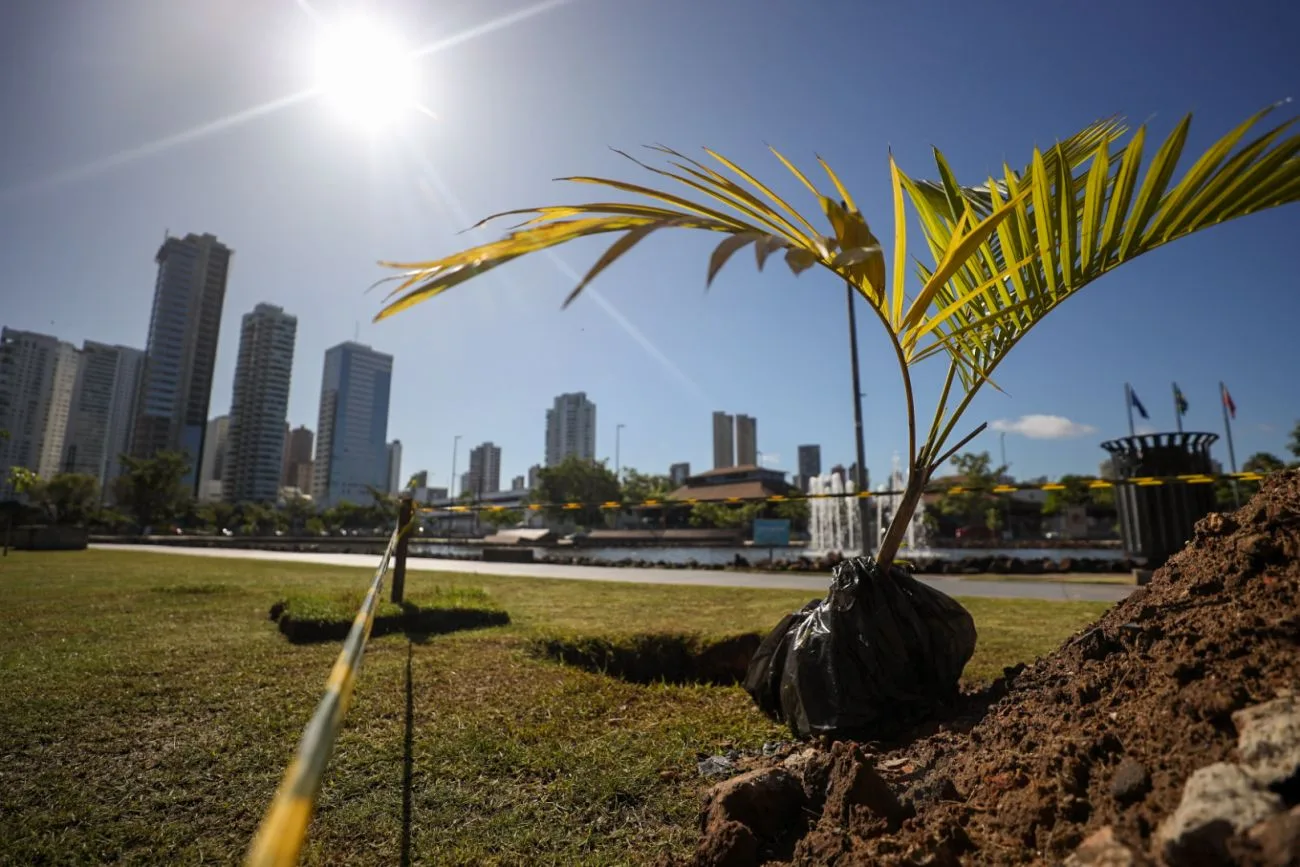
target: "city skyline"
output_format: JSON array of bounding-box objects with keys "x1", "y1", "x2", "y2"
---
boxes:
[{"x1": 2, "y1": 1, "x2": 1298, "y2": 495}]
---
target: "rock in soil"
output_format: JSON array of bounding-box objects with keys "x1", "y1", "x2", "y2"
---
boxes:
[
  {"x1": 1063, "y1": 826, "x2": 1135, "y2": 866},
  {"x1": 689, "y1": 470, "x2": 1300, "y2": 865},
  {"x1": 1156, "y1": 763, "x2": 1282, "y2": 865}
]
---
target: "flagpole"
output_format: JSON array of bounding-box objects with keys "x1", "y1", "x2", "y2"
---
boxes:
[
  {"x1": 1172, "y1": 383, "x2": 1183, "y2": 434},
  {"x1": 1125, "y1": 383, "x2": 1135, "y2": 438},
  {"x1": 1220, "y1": 381, "x2": 1240, "y2": 508}
]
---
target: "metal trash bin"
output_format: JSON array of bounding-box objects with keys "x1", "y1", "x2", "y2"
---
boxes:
[{"x1": 1101, "y1": 432, "x2": 1220, "y2": 570}]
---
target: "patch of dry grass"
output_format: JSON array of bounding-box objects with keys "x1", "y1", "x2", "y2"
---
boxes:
[{"x1": 0, "y1": 549, "x2": 1109, "y2": 864}]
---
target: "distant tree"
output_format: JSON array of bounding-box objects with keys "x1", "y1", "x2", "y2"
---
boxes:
[
  {"x1": 620, "y1": 469, "x2": 674, "y2": 505},
  {"x1": 935, "y1": 452, "x2": 1006, "y2": 527},
  {"x1": 282, "y1": 493, "x2": 316, "y2": 534},
  {"x1": 305, "y1": 516, "x2": 326, "y2": 536},
  {"x1": 773, "y1": 497, "x2": 811, "y2": 533},
  {"x1": 237, "y1": 502, "x2": 279, "y2": 536},
  {"x1": 1289, "y1": 421, "x2": 1300, "y2": 460},
  {"x1": 481, "y1": 508, "x2": 523, "y2": 530},
  {"x1": 984, "y1": 506, "x2": 1003, "y2": 533},
  {"x1": 7, "y1": 470, "x2": 100, "y2": 524},
  {"x1": 90, "y1": 506, "x2": 132, "y2": 533},
  {"x1": 530, "y1": 456, "x2": 620, "y2": 526},
  {"x1": 1243, "y1": 452, "x2": 1286, "y2": 474},
  {"x1": 689, "y1": 501, "x2": 764, "y2": 529},
  {"x1": 1041, "y1": 475, "x2": 1090, "y2": 517},
  {"x1": 114, "y1": 451, "x2": 190, "y2": 530},
  {"x1": 43, "y1": 473, "x2": 100, "y2": 525},
  {"x1": 197, "y1": 501, "x2": 237, "y2": 533},
  {"x1": 363, "y1": 486, "x2": 397, "y2": 530},
  {"x1": 323, "y1": 501, "x2": 365, "y2": 531}
]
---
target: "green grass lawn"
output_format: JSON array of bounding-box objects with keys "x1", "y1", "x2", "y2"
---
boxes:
[{"x1": 0, "y1": 549, "x2": 1110, "y2": 865}]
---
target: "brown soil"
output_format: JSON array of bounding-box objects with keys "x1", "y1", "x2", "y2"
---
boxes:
[{"x1": 691, "y1": 470, "x2": 1300, "y2": 865}]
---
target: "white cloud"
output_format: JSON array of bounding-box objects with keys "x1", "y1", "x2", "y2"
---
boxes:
[
  {"x1": 991, "y1": 414, "x2": 1098, "y2": 440},
  {"x1": 759, "y1": 453, "x2": 781, "y2": 468},
  {"x1": 1135, "y1": 424, "x2": 1157, "y2": 436}
]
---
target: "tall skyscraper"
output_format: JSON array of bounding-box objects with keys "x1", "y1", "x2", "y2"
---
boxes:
[
  {"x1": 797, "y1": 445, "x2": 822, "y2": 489},
  {"x1": 61, "y1": 342, "x2": 145, "y2": 496},
  {"x1": 386, "y1": 440, "x2": 403, "y2": 494},
  {"x1": 198, "y1": 416, "x2": 229, "y2": 502},
  {"x1": 735, "y1": 414, "x2": 757, "y2": 466},
  {"x1": 282, "y1": 425, "x2": 315, "y2": 493},
  {"x1": 712, "y1": 411, "x2": 734, "y2": 469},
  {"x1": 131, "y1": 232, "x2": 232, "y2": 494},
  {"x1": 312, "y1": 341, "x2": 393, "y2": 506},
  {"x1": 465, "y1": 441, "x2": 502, "y2": 497},
  {"x1": 527, "y1": 464, "x2": 542, "y2": 490},
  {"x1": 511, "y1": 474, "x2": 526, "y2": 491},
  {"x1": 0, "y1": 328, "x2": 80, "y2": 485},
  {"x1": 669, "y1": 462, "x2": 691, "y2": 486},
  {"x1": 223, "y1": 304, "x2": 296, "y2": 503},
  {"x1": 545, "y1": 392, "x2": 596, "y2": 466}
]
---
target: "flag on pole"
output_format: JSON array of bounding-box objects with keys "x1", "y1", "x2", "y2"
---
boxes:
[
  {"x1": 1173, "y1": 383, "x2": 1189, "y2": 416},
  {"x1": 1129, "y1": 388, "x2": 1149, "y2": 420},
  {"x1": 1221, "y1": 383, "x2": 1237, "y2": 419}
]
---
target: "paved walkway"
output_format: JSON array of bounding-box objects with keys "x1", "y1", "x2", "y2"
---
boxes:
[{"x1": 95, "y1": 544, "x2": 1136, "y2": 603}]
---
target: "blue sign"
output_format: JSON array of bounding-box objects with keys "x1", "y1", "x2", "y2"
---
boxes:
[{"x1": 752, "y1": 518, "x2": 791, "y2": 547}]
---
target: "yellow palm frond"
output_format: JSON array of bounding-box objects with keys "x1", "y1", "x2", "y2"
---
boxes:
[
  {"x1": 373, "y1": 146, "x2": 1029, "y2": 357},
  {"x1": 905, "y1": 104, "x2": 1300, "y2": 378}
]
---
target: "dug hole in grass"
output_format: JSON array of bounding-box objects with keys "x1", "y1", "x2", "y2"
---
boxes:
[
  {"x1": 528, "y1": 630, "x2": 763, "y2": 685},
  {"x1": 270, "y1": 586, "x2": 509, "y2": 643}
]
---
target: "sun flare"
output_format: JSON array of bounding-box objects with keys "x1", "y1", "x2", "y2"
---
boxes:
[{"x1": 314, "y1": 15, "x2": 415, "y2": 127}]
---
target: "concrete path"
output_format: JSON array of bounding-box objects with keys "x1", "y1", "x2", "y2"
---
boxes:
[{"x1": 94, "y1": 544, "x2": 1136, "y2": 603}]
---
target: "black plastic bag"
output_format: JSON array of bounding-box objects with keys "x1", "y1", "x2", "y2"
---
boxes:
[{"x1": 744, "y1": 557, "x2": 977, "y2": 740}]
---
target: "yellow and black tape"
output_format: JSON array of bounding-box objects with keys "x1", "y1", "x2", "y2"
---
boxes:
[
  {"x1": 416, "y1": 471, "x2": 1267, "y2": 515},
  {"x1": 245, "y1": 526, "x2": 404, "y2": 867}
]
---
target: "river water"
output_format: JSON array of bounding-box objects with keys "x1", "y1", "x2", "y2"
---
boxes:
[{"x1": 410, "y1": 543, "x2": 1125, "y2": 566}]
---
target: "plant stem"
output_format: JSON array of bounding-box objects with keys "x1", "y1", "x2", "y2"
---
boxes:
[{"x1": 875, "y1": 464, "x2": 928, "y2": 569}]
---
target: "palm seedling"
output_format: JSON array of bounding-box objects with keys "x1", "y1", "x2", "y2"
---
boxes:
[{"x1": 374, "y1": 104, "x2": 1300, "y2": 569}]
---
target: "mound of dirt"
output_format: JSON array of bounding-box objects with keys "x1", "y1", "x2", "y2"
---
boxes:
[{"x1": 690, "y1": 470, "x2": 1300, "y2": 866}]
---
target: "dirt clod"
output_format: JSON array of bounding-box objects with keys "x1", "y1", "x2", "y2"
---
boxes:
[
  {"x1": 692, "y1": 470, "x2": 1300, "y2": 864},
  {"x1": 1109, "y1": 758, "x2": 1151, "y2": 805}
]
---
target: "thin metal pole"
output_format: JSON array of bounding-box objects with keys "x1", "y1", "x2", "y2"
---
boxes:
[
  {"x1": 615, "y1": 423, "x2": 624, "y2": 480},
  {"x1": 1000, "y1": 431, "x2": 1012, "y2": 539},
  {"x1": 845, "y1": 280, "x2": 870, "y2": 556},
  {"x1": 1172, "y1": 382, "x2": 1184, "y2": 434},
  {"x1": 1220, "y1": 382, "x2": 1240, "y2": 508},
  {"x1": 1126, "y1": 383, "x2": 1136, "y2": 438},
  {"x1": 449, "y1": 435, "x2": 461, "y2": 500}
]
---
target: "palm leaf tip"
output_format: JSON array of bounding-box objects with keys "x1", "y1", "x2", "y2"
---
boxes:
[{"x1": 374, "y1": 144, "x2": 867, "y2": 319}]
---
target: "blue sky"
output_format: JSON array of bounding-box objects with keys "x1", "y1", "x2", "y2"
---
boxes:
[{"x1": 2, "y1": 0, "x2": 1298, "y2": 489}]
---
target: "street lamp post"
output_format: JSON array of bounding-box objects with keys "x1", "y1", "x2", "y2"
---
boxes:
[
  {"x1": 615, "y1": 423, "x2": 625, "y2": 480},
  {"x1": 1000, "y1": 432, "x2": 1012, "y2": 539},
  {"x1": 845, "y1": 280, "x2": 870, "y2": 555},
  {"x1": 449, "y1": 435, "x2": 462, "y2": 500}
]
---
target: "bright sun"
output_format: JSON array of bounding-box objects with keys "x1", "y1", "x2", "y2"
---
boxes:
[{"x1": 314, "y1": 15, "x2": 416, "y2": 127}]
